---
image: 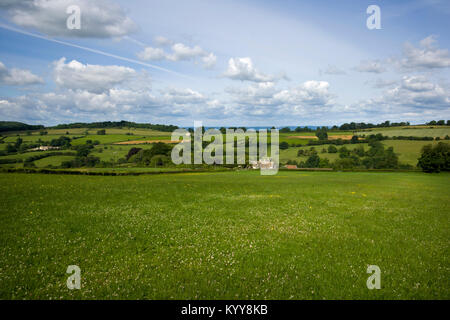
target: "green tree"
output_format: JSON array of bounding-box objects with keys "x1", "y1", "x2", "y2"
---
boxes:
[
  {"x1": 279, "y1": 141, "x2": 289, "y2": 150},
  {"x1": 327, "y1": 145, "x2": 337, "y2": 153},
  {"x1": 305, "y1": 154, "x2": 320, "y2": 168},
  {"x1": 316, "y1": 130, "x2": 328, "y2": 140},
  {"x1": 417, "y1": 142, "x2": 450, "y2": 173}
]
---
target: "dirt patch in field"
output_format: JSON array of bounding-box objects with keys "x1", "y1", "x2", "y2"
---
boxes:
[
  {"x1": 114, "y1": 140, "x2": 186, "y2": 145},
  {"x1": 328, "y1": 135, "x2": 354, "y2": 140}
]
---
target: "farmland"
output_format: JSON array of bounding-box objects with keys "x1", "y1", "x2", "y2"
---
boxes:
[
  {"x1": 1, "y1": 125, "x2": 449, "y2": 170},
  {"x1": 0, "y1": 171, "x2": 448, "y2": 299}
]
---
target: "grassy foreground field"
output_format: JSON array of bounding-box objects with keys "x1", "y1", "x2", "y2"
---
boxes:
[{"x1": 0, "y1": 171, "x2": 449, "y2": 299}]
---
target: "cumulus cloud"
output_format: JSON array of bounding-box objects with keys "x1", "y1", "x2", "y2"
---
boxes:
[
  {"x1": 136, "y1": 47, "x2": 166, "y2": 61},
  {"x1": 0, "y1": 0, "x2": 137, "y2": 38},
  {"x1": 226, "y1": 82, "x2": 278, "y2": 106},
  {"x1": 137, "y1": 41, "x2": 216, "y2": 69},
  {"x1": 223, "y1": 57, "x2": 286, "y2": 83},
  {"x1": 0, "y1": 61, "x2": 43, "y2": 85},
  {"x1": 274, "y1": 81, "x2": 334, "y2": 106},
  {"x1": 390, "y1": 76, "x2": 449, "y2": 107},
  {"x1": 224, "y1": 80, "x2": 335, "y2": 120},
  {"x1": 350, "y1": 76, "x2": 450, "y2": 120},
  {"x1": 201, "y1": 53, "x2": 217, "y2": 69},
  {"x1": 53, "y1": 58, "x2": 139, "y2": 93},
  {"x1": 160, "y1": 88, "x2": 206, "y2": 104},
  {"x1": 397, "y1": 35, "x2": 450, "y2": 70},
  {"x1": 354, "y1": 60, "x2": 386, "y2": 73}
]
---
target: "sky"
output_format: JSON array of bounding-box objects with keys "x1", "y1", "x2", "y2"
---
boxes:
[{"x1": 0, "y1": 0, "x2": 449, "y2": 127}]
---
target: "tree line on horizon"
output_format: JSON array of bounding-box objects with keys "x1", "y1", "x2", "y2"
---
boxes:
[{"x1": 1, "y1": 119, "x2": 449, "y2": 134}]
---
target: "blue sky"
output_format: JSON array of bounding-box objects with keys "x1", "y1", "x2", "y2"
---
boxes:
[{"x1": 0, "y1": 0, "x2": 449, "y2": 126}]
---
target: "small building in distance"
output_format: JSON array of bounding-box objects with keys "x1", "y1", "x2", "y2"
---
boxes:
[{"x1": 29, "y1": 146, "x2": 60, "y2": 151}]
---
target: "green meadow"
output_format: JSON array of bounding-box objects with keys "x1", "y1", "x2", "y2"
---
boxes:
[{"x1": 0, "y1": 171, "x2": 448, "y2": 299}]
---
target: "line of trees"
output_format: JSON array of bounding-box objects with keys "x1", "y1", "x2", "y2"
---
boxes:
[
  {"x1": 426, "y1": 120, "x2": 449, "y2": 126},
  {"x1": 51, "y1": 121, "x2": 179, "y2": 132}
]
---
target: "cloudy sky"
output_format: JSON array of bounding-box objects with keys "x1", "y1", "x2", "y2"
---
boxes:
[{"x1": 0, "y1": 0, "x2": 449, "y2": 126}]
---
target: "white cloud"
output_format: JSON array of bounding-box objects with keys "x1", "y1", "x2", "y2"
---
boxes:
[
  {"x1": 137, "y1": 41, "x2": 216, "y2": 69},
  {"x1": 154, "y1": 36, "x2": 172, "y2": 46},
  {"x1": 398, "y1": 35, "x2": 450, "y2": 70},
  {"x1": 401, "y1": 75, "x2": 435, "y2": 92},
  {"x1": 367, "y1": 78, "x2": 397, "y2": 89},
  {"x1": 167, "y1": 43, "x2": 205, "y2": 61},
  {"x1": 319, "y1": 65, "x2": 346, "y2": 75},
  {"x1": 223, "y1": 57, "x2": 285, "y2": 83},
  {"x1": 201, "y1": 53, "x2": 217, "y2": 69},
  {"x1": 0, "y1": 61, "x2": 43, "y2": 85},
  {"x1": 53, "y1": 58, "x2": 139, "y2": 93},
  {"x1": 160, "y1": 88, "x2": 206, "y2": 104},
  {"x1": 354, "y1": 60, "x2": 386, "y2": 73},
  {"x1": 1, "y1": 0, "x2": 137, "y2": 38},
  {"x1": 274, "y1": 81, "x2": 333, "y2": 106},
  {"x1": 136, "y1": 47, "x2": 166, "y2": 61}
]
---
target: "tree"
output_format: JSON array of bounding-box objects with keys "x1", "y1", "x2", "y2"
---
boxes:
[
  {"x1": 417, "y1": 142, "x2": 450, "y2": 173},
  {"x1": 305, "y1": 154, "x2": 320, "y2": 168},
  {"x1": 437, "y1": 120, "x2": 445, "y2": 126},
  {"x1": 327, "y1": 145, "x2": 337, "y2": 153},
  {"x1": 350, "y1": 135, "x2": 359, "y2": 144},
  {"x1": 6, "y1": 144, "x2": 17, "y2": 153},
  {"x1": 280, "y1": 127, "x2": 291, "y2": 133},
  {"x1": 97, "y1": 129, "x2": 106, "y2": 135},
  {"x1": 14, "y1": 137, "x2": 23, "y2": 149},
  {"x1": 75, "y1": 144, "x2": 94, "y2": 157},
  {"x1": 316, "y1": 130, "x2": 328, "y2": 140},
  {"x1": 126, "y1": 147, "x2": 142, "y2": 160},
  {"x1": 279, "y1": 141, "x2": 289, "y2": 150}
]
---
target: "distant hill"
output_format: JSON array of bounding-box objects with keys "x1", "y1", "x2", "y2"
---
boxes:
[{"x1": 0, "y1": 121, "x2": 45, "y2": 133}]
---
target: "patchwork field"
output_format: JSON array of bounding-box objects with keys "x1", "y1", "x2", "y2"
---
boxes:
[{"x1": 0, "y1": 171, "x2": 448, "y2": 299}]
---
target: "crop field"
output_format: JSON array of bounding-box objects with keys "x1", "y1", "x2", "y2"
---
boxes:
[{"x1": 0, "y1": 171, "x2": 448, "y2": 299}]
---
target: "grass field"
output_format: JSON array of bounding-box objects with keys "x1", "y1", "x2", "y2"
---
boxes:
[
  {"x1": 356, "y1": 126, "x2": 450, "y2": 138},
  {"x1": 0, "y1": 171, "x2": 448, "y2": 299},
  {"x1": 34, "y1": 156, "x2": 76, "y2": 168}
]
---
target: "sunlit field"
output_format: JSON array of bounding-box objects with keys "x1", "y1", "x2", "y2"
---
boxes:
[{"x1": 0, "y1": 171, "x2": 448, "y2": 299}]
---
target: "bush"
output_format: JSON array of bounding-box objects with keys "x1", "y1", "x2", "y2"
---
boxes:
[
  {"x1": 279, "y1": 141, "x2": 289, "y2": 150},
  {"x1": 97, "y1": 129, "x2": 106, "y2": 135},
  {"x1": 417, "y1": 142, "x2": 450, "y2": 173}
]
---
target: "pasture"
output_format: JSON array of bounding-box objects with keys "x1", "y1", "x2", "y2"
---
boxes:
[{"x1": 0, "y1": 171, "x2": 448, "y2": 299}]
